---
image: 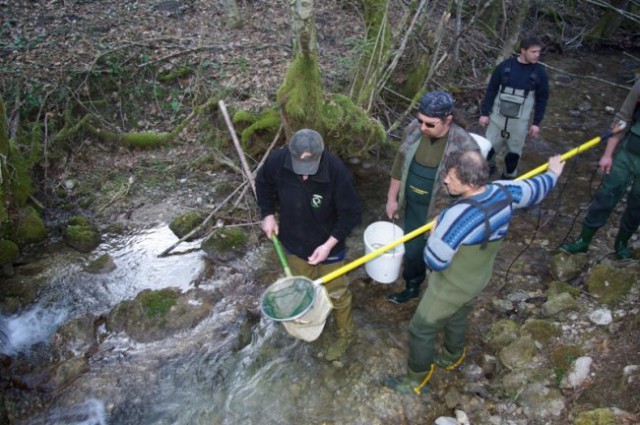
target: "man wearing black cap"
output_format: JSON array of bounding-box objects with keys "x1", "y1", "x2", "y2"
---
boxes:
[
  {"x1": 385, "y1": 91, "x2": 480, "y2": 304},
  {"x1": 256, "y1": 128, "x2": 362, "y2": 361}
]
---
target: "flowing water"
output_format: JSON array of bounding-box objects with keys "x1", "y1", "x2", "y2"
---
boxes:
[{"x1": 1, "y1": 50, "x2": 638, "y2": 424}]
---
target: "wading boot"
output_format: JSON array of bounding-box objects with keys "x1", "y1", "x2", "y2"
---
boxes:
[
  {"x1": 614, "y1": 229, "x2": 634, "y2": 260},
  {"x1": 560, "y1": 226, "x2": 598, "y2": 255},
  {"x1": 383, "y1": 364, "x2": 434, "y2": 395},
  {"x1": 434, "y1": 346, "x2": 466, "y2": 371},
  {"x1": 387, "y1": 282, "x2": 420, "y2": 304},
  {"x1": 325, "y1": 328, "x2": 352, "y2": 362}
]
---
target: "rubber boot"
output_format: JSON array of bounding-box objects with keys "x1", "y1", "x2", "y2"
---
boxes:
[
  {"x1": 434, "y1": 346, "x2": 466, "y2": 371},
  {"x1": 325, "y1": 328, "x2": 352, "y2": 361},
  {"x1": 325, "y1": 289, "x2": 353, "y2": 361},
  {"x1": 383, "y1": 364, "x2": 434, "y2": 395},
  {"x1": 487, "y1": 148, "x2": 498, "y2": 176},
  {"x1": 387, "y1": 281, "x2": 421, "y2": 304},
  {"x1": 502, "y1": 152, "x2": 520, "y2": 179},
  {"x1": 560, "y1": 226, "x2": 598, "y2": 255},
  {"x1": 614, "y1": 228, "x2": 634, "y2": 260}
]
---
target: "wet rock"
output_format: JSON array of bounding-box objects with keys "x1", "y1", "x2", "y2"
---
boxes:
[
  {"x1": 560, "y1": 356, "x2": 592, "y2": 389},
  {"x1": 201, "y1": 227, "x2": 249, "y2": 262},
  {"x1": 541, "y1": 292, "x2": 578, "y2": 316},
  {"x1": 107, "y1": 288, "x2": 221, "y2": 342},
  {"x1": 518, "y1": 382, "x2": 565, "y2": 420},
  {"x1": 50, "y1": 315, "x2": 97, "y2": 362},
  {"x1": 549, "y1": 253, "x2": 588, "y2": 281},
  {"x1": 84, "y1": 254, "x2": 117, "y2": 274},
  {"x1": 13, "y1": 206, "x2": 47, "y2": 247},
  {"x1": 586, "y1": 263, "x2": 635, "y2": 305},
  {"x1": 0, "y1": 240, "x2": 20, "y2": 275},
  {"x1": 63, "y1": 215, "x2": 100, "y2": 253}
]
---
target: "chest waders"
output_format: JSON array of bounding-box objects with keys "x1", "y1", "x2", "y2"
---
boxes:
[{"x1": 388, "y1": 158, "x2": 438, "y2": 304}]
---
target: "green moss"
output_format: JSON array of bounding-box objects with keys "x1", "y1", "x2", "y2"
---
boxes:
[
  {"x1": 240, "y1": 108, "x2": 281, "y2": 148},
  {"x1": 139, "y1": 288, "x2": 178, "y2": 318},
  {"x1": 68, "y1": 215, "x2": 92, "y2": 226},
  {"x1": 550, "y1": 344, "x2": 582, "y2": 385},
  {"x1": 13, "y1": 206, "x2": 46, "y2": 247},
  {"x1": 232, "y1": 109, "x2": 257, "y2": 124},
  {"x1": 0, "y1": 239, "x2": 19, "y2": 265},
  {"x1": 574, "y1": 408, "x2": 618, "y2": 425},
  {"x1": 157, "y1": 66, "x2": 193, "y2": 83},
  {"x1": 202, "y1": 227, "x2": 248, "y2": 252},
  {"x1": 169, "y1": 210, "x2": 208, "y2": 240},
  {"x1": 8, "y1": 141, "x2": 34, "y2": 206},
  {"x1": 84, "y1": 254, "x2": 116, "y2": 274},
  {"x1": 520, "y1": 319, "x2": 561, "y2": 346},
  {"x1": 122, "y1": 131, "x2": 172, "y2": 148},
  {"x1": 63, "y1": 216, "x2": 100, "y2": 253},
  {"x1": 587, "y1": 263, "x2": 634, "y2": 305},
  {"x1": 547, "y1": 280, "x2": 582, "y2": 298},
  {"x1": 277, "y1": 53, "x2": 324, "y2": 131}
]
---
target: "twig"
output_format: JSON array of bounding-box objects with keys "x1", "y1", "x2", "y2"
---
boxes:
[
  {"x1": 219, "y1": 100, "x2": 256, "y2": 198},
  {"x1": 541, "y1": 61, "x2": 632, "y2": 90},
  {"x1": 157, "y1": 181, "x2": 248, "y2": 257}
]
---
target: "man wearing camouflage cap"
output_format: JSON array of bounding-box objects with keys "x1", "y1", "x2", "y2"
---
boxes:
[{"x1": 385, "y1": 90, "x2": 480, "y2": 304}]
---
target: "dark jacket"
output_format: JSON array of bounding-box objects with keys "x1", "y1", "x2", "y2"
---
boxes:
[
  {"x1": 480, "y1": 55, "x2": 550, "y2": 126},
  {"x1": 256, "y1": 147, "x2": 362, "y2": 260}
]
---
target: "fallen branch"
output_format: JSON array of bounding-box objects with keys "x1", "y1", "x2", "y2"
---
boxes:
[
  {"x1": 219, "y1": 100, "x2": 256, "y2": 197},
  {"x1": 541, "y1": 61, "x2": 631, "y2": 90},
  {"x1": 157, "y1": 181, "x2": 248, "y2": 257}
]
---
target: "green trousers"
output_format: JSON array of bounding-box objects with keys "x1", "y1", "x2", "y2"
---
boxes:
[
  {"x1": 286, "y1": 255, "x2": 352, "y2": 332},
  {"x1": 583, "y1": 144, "x2": 640, "y2": 234}
]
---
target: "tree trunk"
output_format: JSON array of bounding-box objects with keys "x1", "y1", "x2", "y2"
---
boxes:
[
  {"x1": 0, "y1": 96, "x2": 9, "y2": 225},
  {"x1": 586, "y1": 0, "x2": 630, "y2": 42}
]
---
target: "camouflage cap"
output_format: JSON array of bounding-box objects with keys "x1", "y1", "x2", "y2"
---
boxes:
[{"x1": 418, "y1": 90, "x2": 454, "y2": 118}]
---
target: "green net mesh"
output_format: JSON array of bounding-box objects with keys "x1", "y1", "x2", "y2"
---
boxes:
[{"x1": 261, "y1": 277, "x2": 315, "y2": 321}]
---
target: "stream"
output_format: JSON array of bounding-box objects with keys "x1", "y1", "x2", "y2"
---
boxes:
[{"x1": 1, "y1": 50, "x2": 638, "y2": 424}]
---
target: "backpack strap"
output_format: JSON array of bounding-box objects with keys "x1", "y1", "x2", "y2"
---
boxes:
[{"x1": 454, "y1": 183, "x2": 513, "y2": 249}]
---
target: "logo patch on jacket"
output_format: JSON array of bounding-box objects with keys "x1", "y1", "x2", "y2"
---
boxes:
[{"x1": 311, "y1": 194, "x2": 323, "y2": 208}]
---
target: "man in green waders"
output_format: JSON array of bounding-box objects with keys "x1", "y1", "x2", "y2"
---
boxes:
[
  {"x1": 385, "y1": 91, "x2": 480, "y2": 304},
  {"x1": 561, "y1": 79, "x2": 640, "y2": 260},
  {"x1": 478, "y1": 37, "x2": 549, "y2": 179},
  {"x1": 386, "y1": 150, "x2": 565, "y2": 394}
]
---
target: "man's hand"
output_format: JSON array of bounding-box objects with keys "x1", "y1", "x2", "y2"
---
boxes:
[
  {"x1": 261, "y1": 215, "x2": 278, "y2": 239},
  {"x1": 528, "y1": 125, "x2": 540, "y2": 138},
  {"x1": 386, "y1": 199, "x2": 399, "y2": 220},
  {"x1": 479, "y1": 116, "x2": 489, "y2": 127},
  {"x1": 547, "y1": 155, "x2": 566, "y2": 176},
  {"x1": 598, "y1": 155, "x2": 614, "y2": 174},
  {"x1": 308, "y1": 244, "x2": 331, "y2": 265}
]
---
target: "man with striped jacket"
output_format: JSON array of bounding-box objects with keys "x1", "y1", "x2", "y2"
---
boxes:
[{"x1": 386, "y1": 149, "x2": 565, "y2": 395}]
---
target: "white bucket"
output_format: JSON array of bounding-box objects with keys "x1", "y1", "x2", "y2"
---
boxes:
[
  {"x1": 363, "y1": 221, "x2": 405, "y2": 284},
  {"x1": 470, "y1": 133, "x2": 493, "y2": 159}
]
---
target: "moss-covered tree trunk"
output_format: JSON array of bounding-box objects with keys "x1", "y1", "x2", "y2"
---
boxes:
[
  {"x1": 0, "y1": 96, "x2": 9, "y2": 226},
  {"x1": 586, "y1": 0, "x2": 630, "y2": 42},
  {"x1": 277, "y1": 0, "x2": 325, "y2": 137},
  {"x1": 350, "y1": 0, "x2": 391, "y2": 110}
]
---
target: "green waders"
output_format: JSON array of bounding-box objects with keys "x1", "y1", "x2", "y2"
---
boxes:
[
  {"x1": 388, "y1": 158, "x2": 437, "y2": 304},
  {"x1": 561, "y1": 123, "x2": 640, "y2": 259}
]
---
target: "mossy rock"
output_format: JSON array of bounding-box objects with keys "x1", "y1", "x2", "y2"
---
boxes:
[
  {"x1": 586, "y1": 263, "x2": 634, "y2": 306},
  {"x1": 574, "y1": 408, "x2": 618, "y2": 425},
  {"x1": 520, "y1": 319, "x2": 561, "y2": 346},
  {"x1": 84, "y1": 254, "x2": 116, "y2": 274},
  {"x1": 0, "y1": 239, "x2": 19, "y2": 265},
  {"x1": 106, "y1": 288, "x2": 219, "y2": 342},
  {"x1": 484, "y1": 319, "x2": 520, "y2": 351},
  {"x1": 63, "y1": 216, "x2": 100, "y2": 253},
  {"x1": 169, "y1": 210, "x2": 208, "y2": 241},
  {"x1": 201, "y1": 227, "x2": 248, "y2": 261},
  {"x1": 13, "y1": 206, "x2": 47, "y2": 247},
  {"x1": 549, "y1": 344, "x2": 583, "y2": 373},
  {"x1": 547, "y1": 280, "x2": 581, "y2": 298}
]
